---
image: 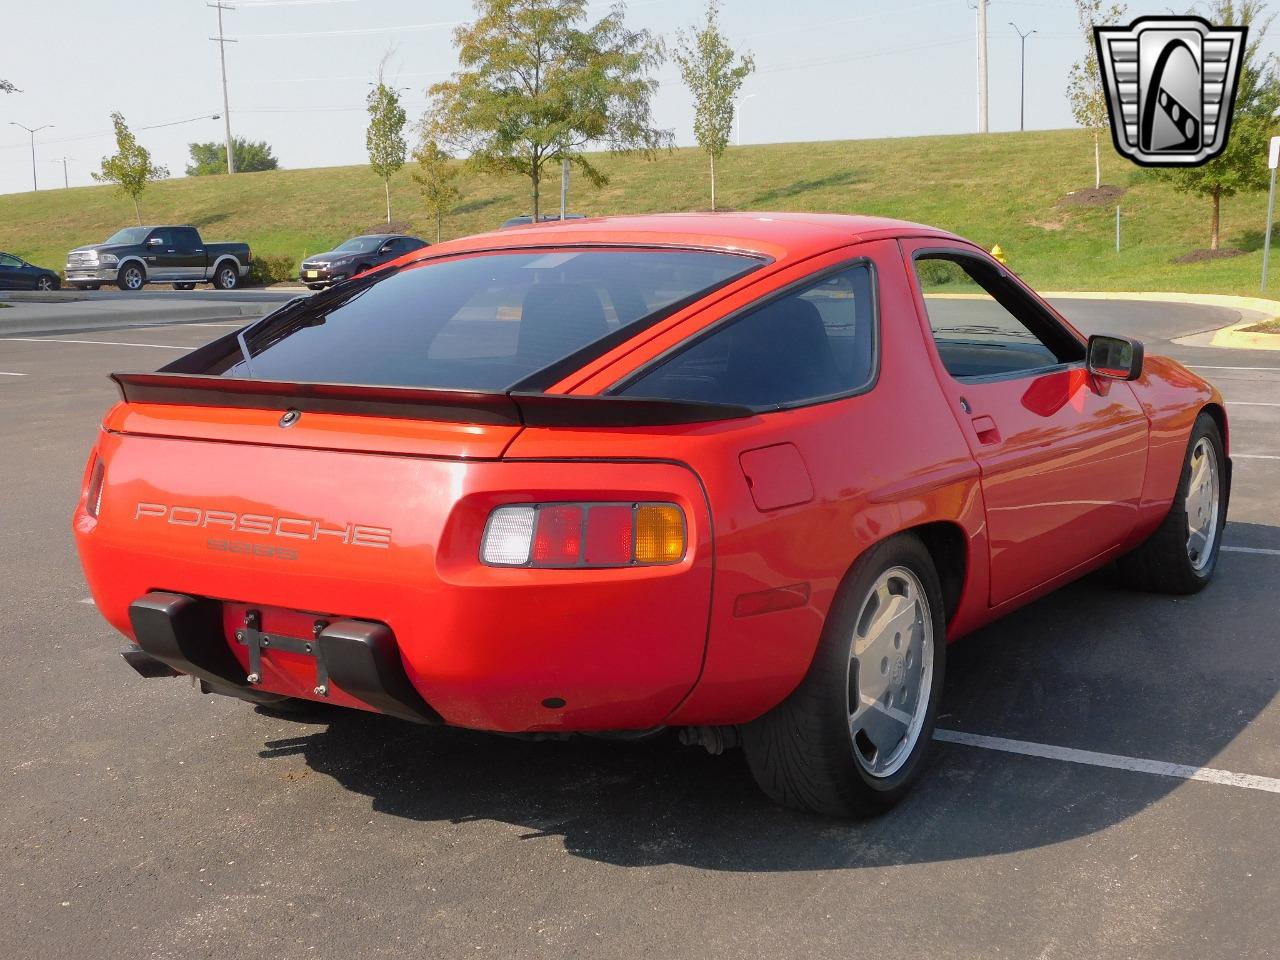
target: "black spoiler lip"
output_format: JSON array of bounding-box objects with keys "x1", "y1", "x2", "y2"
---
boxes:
[{"x1": 109, "y1": 372, "x2": 757, "y2": 428}]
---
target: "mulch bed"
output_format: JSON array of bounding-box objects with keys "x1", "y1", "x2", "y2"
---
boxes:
[
  {"x1": 1059, "y1": 185, "x2": 1127, "y2": 206},
  {"x1": 1173, "y1": 248, "x2": 1246, "y2": 264}
]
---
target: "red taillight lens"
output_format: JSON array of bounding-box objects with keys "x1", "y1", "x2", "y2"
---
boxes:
[
  {"x1": 481, "y1": 502, "x2": 685, "y2": 568},
  {"x1": 532, "y1": 505, "x2": 584, "y2": 565},
  {"x1": 85, "y1": 456, "x2": 105, "y2": 518}
]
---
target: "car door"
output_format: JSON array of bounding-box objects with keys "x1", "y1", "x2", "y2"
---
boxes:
[
  {"x1": 901, "y1": 239, "x2": 1149, "y2": 606},
  {"x1": 143, "y1": 228, "x2": 180, "y2": 279},
  {"x1": 0, "y1": 253, "x2": 26, "y2": 289},
  {"x1": 172, "y1": 228, "x2": 206, "y2": 280}
]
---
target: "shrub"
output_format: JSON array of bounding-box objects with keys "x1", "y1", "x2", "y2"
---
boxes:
[{"x1": 246, "y1": 253, "x2": 296, "y2": 286}]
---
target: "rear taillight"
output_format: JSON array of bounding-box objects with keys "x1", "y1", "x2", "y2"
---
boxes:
[
  {"x1": 85, "y1": 456, "x2": 106, "y2": 518},
  {"x1": 481, "y1": 502, "x2": 686, "y2": 568}
]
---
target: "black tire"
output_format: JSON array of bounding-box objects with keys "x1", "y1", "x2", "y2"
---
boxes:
[
  {"x1": 116, "y1": 263, "x2": 145, "y2": 291},
  {"x1": 741, "y1": 533, "x2": 946, "y2": 818},
  {"x1": 213, "y1": 262, "x2": 239, "y2": 290},
  {"x1": 36, "y1": 275, "x2": 58, "y2": 291},
  {"x1": 1117, "y1": 411, "x2": 1228, "y2": 594},
  {"x1": 80, "y1": 283, "x2": 101, "y2": 291},
  {"x1": 173, "y1": 282, "x2": 196, "y2": 291},
  {"x1": 306, "y1": 283, "x2": 325, "y2": 291}
]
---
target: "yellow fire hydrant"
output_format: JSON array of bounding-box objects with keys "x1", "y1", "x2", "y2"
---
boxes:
[{"x1": 990, "y1": 244, "x2": 1007, "y2": 265}]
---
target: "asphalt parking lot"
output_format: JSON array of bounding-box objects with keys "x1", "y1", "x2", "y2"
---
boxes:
[{"x1": 1, "y1": 295, "x2": 1277, "y2": 959}]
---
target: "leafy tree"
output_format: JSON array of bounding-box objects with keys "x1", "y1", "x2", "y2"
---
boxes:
[
  {"x1": 367, "y1": 60, "x2": 408, "y2": 225},
  {"x1": 412, "y1": 140, "x2": 461, "y2": 242},
  {"x1": 1067, "y1": 0, "x2": 1127, "y2": 189},
  {"x1": 429, "y1": 0, "x2": 670, "y2": 221},
  {"x1": 186, "y1": 137, "x2": 279, "y2": 176},
  {"x1": 92, "y1": 112, "x2": 169, "y2": 225},
  {"x1": 1159, "y1": 0, "x2": 1280, "y2": 250},
  {"x1": 673, "y1": 0, "x2": 754, "y2": 211}
]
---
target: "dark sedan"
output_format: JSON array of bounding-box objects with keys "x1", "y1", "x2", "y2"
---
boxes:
[
  {"x1": 0, "y1": 252, "x2": 60, "y2": 291},
  {"x1": 299, "y1": 234, "x2": 428, "y2": 289}
]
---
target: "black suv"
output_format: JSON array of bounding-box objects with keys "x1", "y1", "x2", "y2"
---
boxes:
[{"x1": 299, "y1": 234, "x2": 428, "y2": 289}]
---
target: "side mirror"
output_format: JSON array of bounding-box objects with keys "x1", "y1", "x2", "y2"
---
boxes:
[
  {"x1": 1087, "y1": 334, "x2": 1144, "y2": 381},
  {"x1": 147, "y1": 237, "x2": 163, "y2": 247}
]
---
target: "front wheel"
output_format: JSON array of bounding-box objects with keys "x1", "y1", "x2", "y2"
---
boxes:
[
  {"x1": 213, "y1": 263, "x2": 239, "y2": 290},
  {"x1": 1117, "y1": 412, "x2": 1228, "y2": 594},
  {"x1": 116, "y1": 264, "x2": 145, "y2": 291},
  {"x1": 741, "y1": 534, "x2": 946, "y2": 818},
  {"x1": 37, "y1": 275, "x2": 58, "y2": 291},
  {"x1": 173, "y1": 282, "x2": 196, "y2": 291}
]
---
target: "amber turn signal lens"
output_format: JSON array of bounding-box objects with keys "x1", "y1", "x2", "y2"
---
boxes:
[{"x1": 633, "y1": 504, "x2": 685, "y2": 564}]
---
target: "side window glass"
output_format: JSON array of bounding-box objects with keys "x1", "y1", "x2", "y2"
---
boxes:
[
  {"x1": 619, "y1": 263, "x2": 877, "y2": 408},
  {"x1": 176, "y1": 229, "x2": 199, "y2": 249},
  {"x1": 913, "y1": 253, "x2": 1083, "y2": 379},
  {"x1": 0, "y1": 254, "x2": 21, "y2": 268}
]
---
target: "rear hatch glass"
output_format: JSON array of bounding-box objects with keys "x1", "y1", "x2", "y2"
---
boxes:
[{"x1": 211, "y1": 248, "x2": 761, "y2": 391}]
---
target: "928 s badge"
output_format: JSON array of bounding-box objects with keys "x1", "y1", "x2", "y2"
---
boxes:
[{"x1": 1095, "y1": 16, "x2": 1247, "y2": 167}]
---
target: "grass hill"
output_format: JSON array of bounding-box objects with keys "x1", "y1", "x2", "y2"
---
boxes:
[{"x1": 1, "y1": 128, "x2": 1276, "y2": 295}]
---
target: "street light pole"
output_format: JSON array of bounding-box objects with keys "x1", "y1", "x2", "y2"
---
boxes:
[
  {"x1": 8, "y1": 122, "x2": 53, "y2": 191},
  {"x1": 49, "y1": 156, "x2": 74, "y2": 188},
  {"x1": 1009, "y1": 22, "x2": 1037, "y2": 132},
  {"x1": 208, "y1": 1, "x2": 237, "y2": 174}
]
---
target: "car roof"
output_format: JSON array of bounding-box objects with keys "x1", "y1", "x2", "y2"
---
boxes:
[{"x1": 415, "y1": 212, "x2": 965, "y2": 264}]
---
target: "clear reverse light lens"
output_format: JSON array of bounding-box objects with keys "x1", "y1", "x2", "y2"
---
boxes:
[{"x1": 481, "y1": 505, "x2": 537, "y2": 566}]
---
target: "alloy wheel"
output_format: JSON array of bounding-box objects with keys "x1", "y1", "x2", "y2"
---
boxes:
[
  {"x1": 1185, "y1": 436, "x2": 1221, "y2": 571},
  {"x1": 846, "y1": 565, "x2": 934, "y2": 778}
]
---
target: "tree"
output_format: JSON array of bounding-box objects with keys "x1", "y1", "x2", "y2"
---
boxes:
[
  {"x1": 1159, "y1": 1, "x2": 1280, "y2": 250},
  {"x1": 186, "y1": 137, "x2": 279, "y2": 176},
  {"x1": 1067, "y1": 0, "x2": 1127, "y2": 189},
  {"x1": 91, "y1": 112, "x2": 169, "y2": 225},
  {"x1": 412, "y1": 140, "x2": 461, "y2": 242},
  {"x1": 673, "y1": 0, "x2": 754, "y2": 211},
  {"x1": 429, "y1": 0, "x2": 670, "y2": 221},
  {"x1": 367, "y1": 59, "x2": 408, "y2": 225}
]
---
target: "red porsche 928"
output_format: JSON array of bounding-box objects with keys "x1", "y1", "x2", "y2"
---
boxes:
[{"x1": 74, "y1": 214, "x2": 1230, "y2": 817}]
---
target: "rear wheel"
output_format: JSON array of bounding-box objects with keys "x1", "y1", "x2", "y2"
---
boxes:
[
  {"x1": 306, "y1": 283, "x2": 325, "y2": 291},
  {"x1": 80, "y1": 283, "x2": 101, "y2": 291},
  {"x1": 741, "y1": 534, "x2": 946, "y2": 817},
  {"x1": 1117, "y1": 412, "x2": 1227, "y2": 594},
  {"x1": 173, "y1": 282, "x2": 196, "y2": 291},
  {"x1": 213, "y1": 263, "x2": 239, "y2": 290},
  {"x1": 116, "y1": 264, "x2": 145, "y2": 291}
]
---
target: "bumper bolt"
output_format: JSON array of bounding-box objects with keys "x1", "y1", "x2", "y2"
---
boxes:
[
  {"x1": 313, "y1": 684, "x2": 328, "y2": 697},
  {"x1": 246, "y1": 672, "x2": 260, "y2": 684}
]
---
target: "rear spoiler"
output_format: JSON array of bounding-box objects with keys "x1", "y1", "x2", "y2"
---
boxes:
[{"x1": 110, "y1": 372, "x2": 757, "y2": 428}]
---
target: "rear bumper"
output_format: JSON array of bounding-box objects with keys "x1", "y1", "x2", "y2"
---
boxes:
[{"x1": 128, "y1": 591, "x2": 441, "y2": 723}]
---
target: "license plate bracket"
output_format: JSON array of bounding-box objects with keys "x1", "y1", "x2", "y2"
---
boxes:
[
  {"x1": 305, "y1": 270, "x2": 319, "y2": 279},
  {"x1": 235, "y1": 609, "x2": 331, "y2": 697}
]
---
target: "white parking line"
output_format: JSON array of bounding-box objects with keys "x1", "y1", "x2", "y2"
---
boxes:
[
  {"x1": 0, "y1": 371, "x2": 27, "y2": 376},
  {"x1": 78, "y1": 597, "x2": 95, "y2": 605},
  {"x1": 934, "y1": 729, "x2": 1280, "y2": 794},
  {"x1": 1234, "y1": 454, "x2": 1280, "y2": 460},
  {"x1": 1223, "y1": 545, "x2": 1280, "y2": 556},
  {"x1": 1229, "y1": 402, "x2": 1280, "y2": 407},
  {"x1": 0, "y1": 337, "x2": 186, "y2": 350}
]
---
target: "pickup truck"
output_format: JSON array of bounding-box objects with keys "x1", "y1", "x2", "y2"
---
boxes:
[{"x1": 65, "y1": 225, "x2": 252, "y2": 291}]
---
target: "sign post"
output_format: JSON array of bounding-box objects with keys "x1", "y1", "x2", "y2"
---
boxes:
[{"x1": 1262, "y1": 136, "x2": 1280, "y2": 291}]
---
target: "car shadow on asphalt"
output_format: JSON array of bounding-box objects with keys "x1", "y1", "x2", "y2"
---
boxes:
[{"x1": 256, "y1": 536, "x2": 1278, "y2": 872}]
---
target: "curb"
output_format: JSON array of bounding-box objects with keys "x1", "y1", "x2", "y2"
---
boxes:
[
  {"x1": 0, "y1": 302, "x2": 270, "y2": 338},
  {"x1": 1043, "y1": 291, "x2": 1280, "y2": 353}
]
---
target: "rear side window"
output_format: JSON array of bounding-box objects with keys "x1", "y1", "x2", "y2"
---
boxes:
[
  {"x1": 220, "y1": 249, "x2": 761, "y2": 390},
  {"x1": 618, "y1": 262, "x2": 877, "y2": 408}
]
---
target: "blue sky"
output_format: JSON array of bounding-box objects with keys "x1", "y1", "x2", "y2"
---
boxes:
[{"x1": 0, "y1": 0, "x2": 1262, "y2": 195}]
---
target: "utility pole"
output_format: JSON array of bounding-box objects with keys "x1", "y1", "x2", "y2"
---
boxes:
[
  {"x1": 8, "y1": 122, "x2": 52, "y2": 191},
  {"x1": 50, "y1": 156, "x2": 73, "y2": 188},
  {"x1": 1009, "y1": 22, "x2": 1036, "y2": 132},
  {"x1": 976, "y1": 0, "x2": 989, "y2": 133},
  {"x1": 208, "y1": 1, "x2": 237, "y2": 174}
]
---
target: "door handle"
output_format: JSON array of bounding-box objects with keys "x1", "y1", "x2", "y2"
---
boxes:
[{"x1": 971, "y1": 415, "x2": 1001, "y2": 445}]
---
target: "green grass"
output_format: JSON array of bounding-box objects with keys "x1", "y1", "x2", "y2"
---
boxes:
[{"x1": 2, "y1": 128, "x2": 1278, "y2": 295}]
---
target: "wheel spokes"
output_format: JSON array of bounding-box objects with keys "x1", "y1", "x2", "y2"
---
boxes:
[{"x1": 852, "y1": 699, "x2": 911, "y2": 759}]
